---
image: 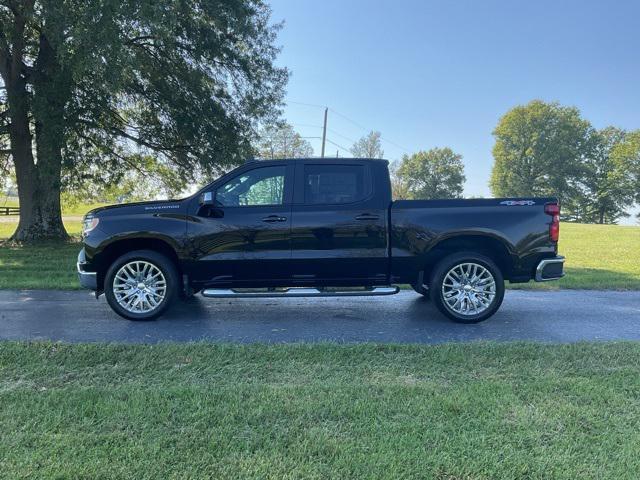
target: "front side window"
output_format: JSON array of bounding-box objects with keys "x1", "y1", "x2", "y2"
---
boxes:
[
  {"x1": 304, "y1": 164, "x2": 368, "y2": 205},
  {"x1": 216, "y1": 166, "x2": 286, "y2": 206}
]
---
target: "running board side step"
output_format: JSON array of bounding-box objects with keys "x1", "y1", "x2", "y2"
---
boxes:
[{"x1": 201, "y1": 286, "x2": 400, "y2": 298}]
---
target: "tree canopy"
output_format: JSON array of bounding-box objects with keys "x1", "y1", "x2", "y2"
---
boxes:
[
  {"x1": 563, "y1": 127, "x2": 636, "y2": 224},
  {"x1": 350, "y1": 131, "x2": 384, "y2": 159},
  {"x1": 490, "y1": 100, "x2": 591, "y2": 203},
  {"x1": 0, "y1": 0, "x2": 287, "y2": 240},
  {"x1": 394, "y1": 148, "x2": 465, "y2": 200},
  {"x1": 256, "y1": 122, "x2": 313, "y2": 159}
]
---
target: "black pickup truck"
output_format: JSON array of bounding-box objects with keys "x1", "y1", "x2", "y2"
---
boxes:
[{"x1": 78, "y1": 158, "x2": 564, "y2": 323}]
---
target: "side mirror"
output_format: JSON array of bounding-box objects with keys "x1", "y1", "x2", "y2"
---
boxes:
[
  {"x1": 199, "y1": 191, "x2": 214, "y2": 206},
  {"x1": 198, "y1": 191, "x2": 224, "y2": 218}
]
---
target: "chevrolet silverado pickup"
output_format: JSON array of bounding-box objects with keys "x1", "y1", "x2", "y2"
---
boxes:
[{"x1": 78, "y1": 158, "x2": 565, "y2": 323}]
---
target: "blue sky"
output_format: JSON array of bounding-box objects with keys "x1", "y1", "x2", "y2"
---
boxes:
[{"x1": 269, "y1": 0, "x2": 640, "y2": 198}]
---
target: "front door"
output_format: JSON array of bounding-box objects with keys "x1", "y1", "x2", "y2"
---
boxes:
[{"x1": 187, "y1": 163, "x2": 294, "y2": 286}]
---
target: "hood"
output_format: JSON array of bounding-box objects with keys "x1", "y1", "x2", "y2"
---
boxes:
[{"x1": 87, "y1": 199, "x2": 187, "y2": 218}]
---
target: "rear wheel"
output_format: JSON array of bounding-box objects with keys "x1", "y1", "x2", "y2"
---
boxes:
[
  {"x1": 104, "y1": 250, "x2": 179, "y2": 320},
  {"x1": 429, "y1": 252, "x2": 504, "y2": 323}
]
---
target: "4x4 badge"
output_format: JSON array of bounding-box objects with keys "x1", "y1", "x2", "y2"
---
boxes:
[{"x1": 500, "y1": 200, "x2": 536, "y2": 206}]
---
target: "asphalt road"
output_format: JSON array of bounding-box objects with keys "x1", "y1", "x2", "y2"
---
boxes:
[{"x1": 1, "y1": 289, "x2": 639, "y2": 344}]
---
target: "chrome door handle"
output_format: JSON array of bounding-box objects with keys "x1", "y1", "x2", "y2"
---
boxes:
[{"x1": 262, "y1": 215, "x2": 287, "y2": 223}]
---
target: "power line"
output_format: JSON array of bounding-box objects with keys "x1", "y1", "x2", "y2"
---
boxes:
[
  {"x1": 287, "y1": 100, "x2": 326, "y2": 109},
  {"x1": 328, "y1": 108, "x2": 370, "y2": 133},
  {"x1": 328, "y1": 107, "x2": 411, "y2": 153},
  {"x1": 324, "y1": 138, "x2": 350, "y2": 153},
  {"x1": 291, "y1": 123, "x2": 323, "y2": 130},
  {"x1": 327, "y1": 128, "x2": 358, "y2": 144},
  {"x1": 377, "y1": 136, "x2": 411, "y2": 154},
  {"x1": 292, "y1": 123, "x2": 358, "y2": 147}
]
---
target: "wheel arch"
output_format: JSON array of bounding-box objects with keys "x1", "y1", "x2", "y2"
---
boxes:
[
  {"x1": 420, "y1": 234, "x2": 515, "y2": 283},
  {"x1": 94, "y1": 237, "x2": 182, "y2": 290}
]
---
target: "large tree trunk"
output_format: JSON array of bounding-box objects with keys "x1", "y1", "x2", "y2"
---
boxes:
[
  {"x1": 10, "y1": 124, "x2": 68, "y2": 241},
  {"x1": 8, "y1": 82, "x2": 68, "y2": 241},
  {"x1": 9, "y1": 31, "x2": 69, "y2": 242},
  {"x1": 7, "y1": 82, "x2": 68, "y2": 242},
  {"x1": 11, "y1": 149, "x2": 68, "y2": 242}
]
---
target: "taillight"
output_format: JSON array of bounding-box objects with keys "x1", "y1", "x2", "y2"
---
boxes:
[{"x1": 545, "y1": 203, "x2": 560, "y2": 242}]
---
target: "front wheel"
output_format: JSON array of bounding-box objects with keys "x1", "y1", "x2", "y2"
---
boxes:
[
  {"x1": 104, "y1": 250, "x2": 179, "y2": 320},
  {"x1": 429, "y1": 252, "x2": 505, "y2": 323}
]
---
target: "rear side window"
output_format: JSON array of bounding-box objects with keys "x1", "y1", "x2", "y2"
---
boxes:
[{"x1": 304, "y1": 164, "x2": 369, "y2": 205}]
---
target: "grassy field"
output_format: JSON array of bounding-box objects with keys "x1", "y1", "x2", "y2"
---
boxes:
[
  {"x1": 513, "y1": 222, "x2": 640, "y2": 290},
  {"x1": 0, "y1": 222, "x2": 638, "y2": 290},
  {"x1": 1, "y1": 341, "x2": 639, "y2": 479}
]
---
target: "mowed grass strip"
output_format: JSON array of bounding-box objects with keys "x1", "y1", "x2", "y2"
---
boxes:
[
  {"x1": 0, "y1": 220, "x2": 81, "y2": 289},
  {"x1": 0, "y1": 241, "x2": 79, "y2": 289},
  {"x1": 1, "y1": 222, "x2": 639, "y2": 290},
  {"x1": 0, "y1": 220, "x2": 82, "y2": 239},
  {"x1": 1, "y1": 342, "x2": 639, "y2": 479}
]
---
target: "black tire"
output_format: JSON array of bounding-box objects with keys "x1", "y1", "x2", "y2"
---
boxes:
[
  {"x1": 411, "y1": 282, "x2": 430, "y2": 298},
  {"x1": 429, "y1": 251, "x2": 505, "y2": 324},
  {"x1": 104, "y1": 250, "x2": 179, "y2": 321}
]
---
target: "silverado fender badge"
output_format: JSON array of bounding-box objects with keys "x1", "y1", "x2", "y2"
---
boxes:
[
  {"x1": 500, "y1": 200, "x2": 536, "y2": 206},
  {"x1": 144, "y1": 205, "x2": 180, "y2": 210}
]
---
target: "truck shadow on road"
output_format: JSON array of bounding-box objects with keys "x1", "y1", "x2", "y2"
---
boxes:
[{"x1": 158, "y1": 294, "x2": 457, "y2": 327}]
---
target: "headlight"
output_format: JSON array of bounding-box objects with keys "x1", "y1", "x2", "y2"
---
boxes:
[{"x1": 82, "y1": 215, "x2": 99, "y2": 236}]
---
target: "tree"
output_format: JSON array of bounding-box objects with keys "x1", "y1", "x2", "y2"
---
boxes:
[
  {"x1": 564, "y1": 127, "x2": 637, "y2": 224},
  {"x1": 612, "y1": 131, "x2": 640, "y2": 200},
  {"x1": 490, "y1": 100, "x2": 591, "y2": 203},
  {"x1": 256, "y1": 122, "x2": 313, "y2": 159},
  {"x1": 611, "y1": 130, "x2": 640, "y2": 223},
  {"x1": 389, "y1": 160, "x2": 409, "y2": 200},
  {"x1": 0, "y1": 0, "x2": 287, "y2": 241},
  {"x1": 395, "y1": 148, "x2": 465, "y2": 199},
  {"x1": 350, "y1": 131, "x2": 384, "y2": 159}
]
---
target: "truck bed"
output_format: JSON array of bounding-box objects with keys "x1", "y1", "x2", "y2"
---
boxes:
[{"x1": 390, "y1": 197, "x2": 559, "y2": 283}]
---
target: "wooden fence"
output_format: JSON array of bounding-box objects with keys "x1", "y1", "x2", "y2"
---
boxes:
[{"x1": 0, "y1": 206, "x2": 19, "y2": 216}]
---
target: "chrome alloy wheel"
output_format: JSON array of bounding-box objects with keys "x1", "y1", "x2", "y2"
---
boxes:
[
  {"x1": 441, "y1": 262, "x2": 496, "y2": 316},
  {"x1": 112, "y1": 261, "x2": 166, "y2": 314}
]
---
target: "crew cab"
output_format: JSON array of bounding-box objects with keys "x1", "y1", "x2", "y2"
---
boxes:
[{"x1": 77, "y1": 158, "x2": 564, "y2": 323}]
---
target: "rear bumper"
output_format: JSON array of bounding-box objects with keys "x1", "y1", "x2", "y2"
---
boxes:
[
  {"x1": 77, "y1": 248, "x2": 97, "y2": 290},
  {"x1": 535, "y1": 256, "x2": 565, "y2": 282}
]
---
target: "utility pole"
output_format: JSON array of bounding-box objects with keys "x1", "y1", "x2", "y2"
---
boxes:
[{"x1": 320, "y1": 107, "x2": 328, "y2": 158}]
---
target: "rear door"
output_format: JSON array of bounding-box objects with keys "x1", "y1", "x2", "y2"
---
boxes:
[{"x1": 289, "y1": 160, "x2": 389, "y2": 285}]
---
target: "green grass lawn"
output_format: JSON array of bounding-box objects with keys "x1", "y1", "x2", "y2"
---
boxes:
[
  {"x1": 1, "y1": 341, "x2": 639, "y2": 479},
  {"x1": 0, "y1": 222, "x2": 638, "y2": 290}
]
